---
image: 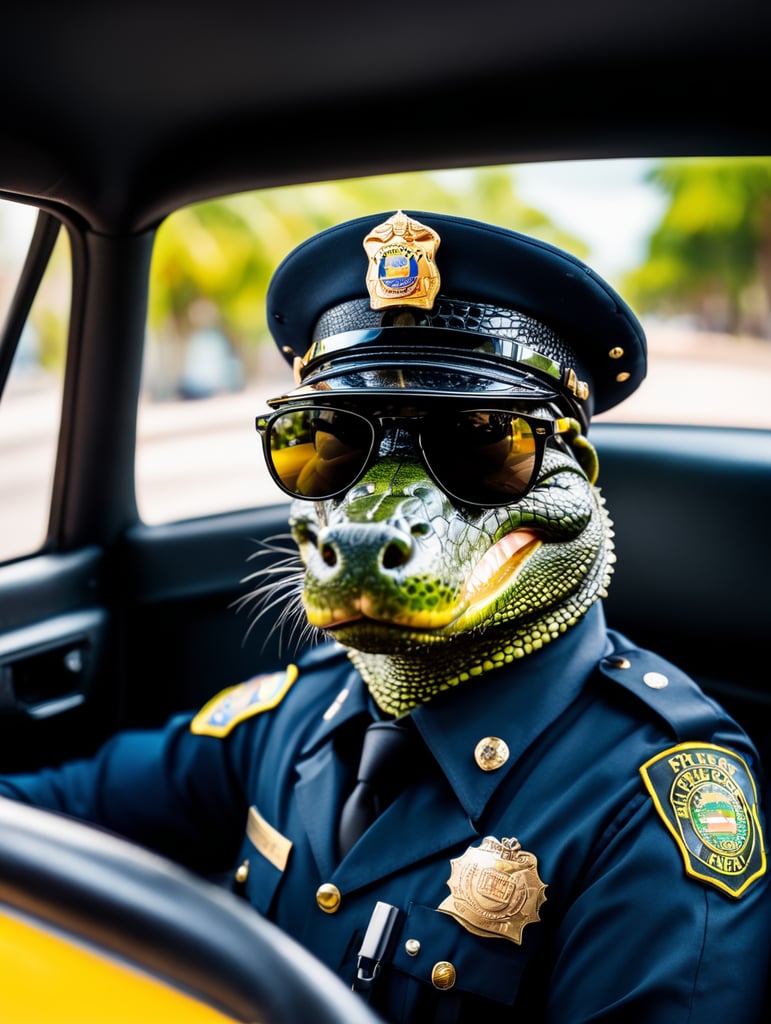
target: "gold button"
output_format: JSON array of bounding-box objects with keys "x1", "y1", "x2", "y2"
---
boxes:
[
  {"x1": 234, "y1": 859, "x2": 249, "y2": 884},
  {"x1": 474, "y1": 736, "x2": 510, "y2": 771},
  {"x1": 616, "y1": 371, "x2": 631, "y2": 383},
  {"x1": 405, "y1": 939, "x2": 421, "y2": 956},
  {"x1": 644, "y1": 671, "x2": 669, "y2": 689},
  {"x1": 608, "y1": 347, "x2": 625, "y2": 359},
  {"x1": 316, "y1": 883, "x2": 342, "y2": 914},
  {"x1": 607, "y1": 656, "x2": 631, "y2": 670},
  {"x1": 431, "y1": 961, "x2": 456, "y2": 990}
]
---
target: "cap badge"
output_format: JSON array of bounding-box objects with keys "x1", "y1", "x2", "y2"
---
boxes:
[
  {"x1": 363, "y1": 211, "x2": 441, "y2": 310},
  {"x1": 438, "y1": 836, "x2": 547, "y2": 944}
]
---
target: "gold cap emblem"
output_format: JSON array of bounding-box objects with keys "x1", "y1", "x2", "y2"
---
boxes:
[
  {"x1": 363, "y1": 211, "x2": 441, "y2": 310},
  {"x1": 438, "y1": 836, "x2": 547, "y2": 945}
]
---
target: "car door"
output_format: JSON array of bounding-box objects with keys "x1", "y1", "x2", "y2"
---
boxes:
[{"x1": 0, "y1": 200, "x2": 295, "y2": 775}]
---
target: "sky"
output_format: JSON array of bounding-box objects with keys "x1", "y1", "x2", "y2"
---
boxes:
[{"x1": 513, "y1": 158, "x2": 666, "y2": 285}]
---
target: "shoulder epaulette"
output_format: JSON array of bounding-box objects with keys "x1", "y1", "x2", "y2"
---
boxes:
[
  {"x1": 190, "y1": 665, "x2": 298, "y2": 738},
  {"x1": 598, "y1": 642, "x2": 766, "y2": 896},
  {"x1": 597, "y1": 645, "x2": 724, "y2": 739}
]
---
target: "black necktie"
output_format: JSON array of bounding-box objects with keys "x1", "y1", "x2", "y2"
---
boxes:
[{"x1": 337, "y1": 718, "x2": 416, "y2": 858}]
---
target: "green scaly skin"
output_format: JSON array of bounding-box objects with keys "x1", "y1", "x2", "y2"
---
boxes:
[{"x1": 289, "y1": 445, "x2": 614, "y2": 717}]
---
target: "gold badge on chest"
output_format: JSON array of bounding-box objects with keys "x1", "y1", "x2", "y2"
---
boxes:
[{"x1": 438, "y1": 836, "x2": 547, "y2": 945}]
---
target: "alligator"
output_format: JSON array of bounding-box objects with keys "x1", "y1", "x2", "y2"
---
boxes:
[
  {"x1": 249, "y1": 422, "x2": 612, "y2": 718},
  {"x1": 247, "y1": 210, "x2": 640, "y2": 718}
]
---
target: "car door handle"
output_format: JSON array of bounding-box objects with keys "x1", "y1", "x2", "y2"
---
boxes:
[{"x1": 0, "y1": 610, "x2": 107, "y2": 719}]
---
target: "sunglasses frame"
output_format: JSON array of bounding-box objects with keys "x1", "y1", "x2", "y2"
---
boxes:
[{"x1": 255, "y1": 402, "x2": 573, "y2": 508}]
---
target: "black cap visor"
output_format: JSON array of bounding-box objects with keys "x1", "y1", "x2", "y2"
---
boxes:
[{"x1": 267, "y1": 327, "x2": 582, "y2": 417}]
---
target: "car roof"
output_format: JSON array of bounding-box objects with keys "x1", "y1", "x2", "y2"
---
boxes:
[{"x1": 0, "y1": 0, "x2": 769, "y2": 233}]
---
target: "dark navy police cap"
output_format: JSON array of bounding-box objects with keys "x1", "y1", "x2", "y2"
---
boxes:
[{"x1": 266, "y1": 210, "x2": 647, "y2": 430}]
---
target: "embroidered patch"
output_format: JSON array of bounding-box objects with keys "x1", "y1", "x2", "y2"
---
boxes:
[
  {"x1": 190, "y1": 665, "x2": 298, "y2": 737},
  {"x1": 640, "y1": 742, "x2": 766, "y2": 897}
]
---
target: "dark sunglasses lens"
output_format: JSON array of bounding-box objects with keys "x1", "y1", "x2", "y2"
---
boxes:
[
  {"x1": 421, "y1": 412, "x2": 539, "y2": 505},
  {"x1": 267, "y1": 408, "x2": 373, "y2": 498}
]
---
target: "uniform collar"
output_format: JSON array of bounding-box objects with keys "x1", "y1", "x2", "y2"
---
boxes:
[
  {"x1": 411, "y1": 602, "x2": 610, "y2": 820},
  {"x1": 299, "y1": 660, "x2": 374, "y2": 757},
  {"x1": 301, "y1": 604, "x2": 609, "y2": 821}
]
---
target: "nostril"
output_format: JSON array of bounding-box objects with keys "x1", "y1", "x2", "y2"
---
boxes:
[
  {"x1": 320, "y1": 542, "x2": 338, "y2": 567},
  {"x1": 382, "y1": 538, "x2": 411, "y2": 570},
  {"x1": 293, "y1": 522, "x2": 316, "y2": 546}
]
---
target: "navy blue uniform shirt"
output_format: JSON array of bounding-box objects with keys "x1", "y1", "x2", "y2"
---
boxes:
[{"x1": 1, "y1": 603, "x2": 769, "y2": 1022}]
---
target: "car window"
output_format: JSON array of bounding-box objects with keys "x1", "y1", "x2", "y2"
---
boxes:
[
  {"x1": 0, "y1": 201, "x2": 69, "y2": 563},
  {"x1": 141, "y1": 156, "x2": 771, "y2": 522}
]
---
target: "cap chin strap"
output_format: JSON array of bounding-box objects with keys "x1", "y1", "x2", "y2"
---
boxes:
[{"x1": 563, "y1": 418, "x2": 599, "y2": 484}]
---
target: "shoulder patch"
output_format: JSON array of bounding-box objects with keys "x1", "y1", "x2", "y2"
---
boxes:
[
  {"x1": 640, "y1": 742, "x2": 766, "y2": 897},
  {"x1": 190, "y1": 665, "x2": 299, "y2": 738}
]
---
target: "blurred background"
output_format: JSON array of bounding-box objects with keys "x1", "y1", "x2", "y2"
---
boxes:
[{"x1": 2, "y1": 156, "x2": 770, "y2": 559}]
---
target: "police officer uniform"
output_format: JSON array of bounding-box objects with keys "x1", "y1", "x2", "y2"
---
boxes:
[{"x1": 0, "y1": 212, "x2": 768, "y2": 1021}]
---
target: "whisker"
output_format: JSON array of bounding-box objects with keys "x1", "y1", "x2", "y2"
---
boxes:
[{"x1": 232, "y1": 533, "x2": 321, "y2": 657}]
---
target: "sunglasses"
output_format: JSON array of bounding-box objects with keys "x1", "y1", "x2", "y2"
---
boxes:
[{"x1": 255, "y1": 404, "x2": 573, "y2": 508}]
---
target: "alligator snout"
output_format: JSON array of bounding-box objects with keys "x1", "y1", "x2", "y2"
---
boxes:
[
  {"x1": 282, "y1": 447, "x2": 612, "y2": 713},
  {"x1": 296, "y1": 517, "x2": 430, "y2": 586},
  {"x1": 290, "y1": 482, "x2": 459, "y2": 631}
]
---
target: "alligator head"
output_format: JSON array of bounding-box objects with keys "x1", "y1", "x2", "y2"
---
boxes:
[
  {"x1": 287, "y1": 428, "x2": 613, "y2": 716},
  {"x1": 256, "y1": 211, "x2": 645, "y2": 716}
]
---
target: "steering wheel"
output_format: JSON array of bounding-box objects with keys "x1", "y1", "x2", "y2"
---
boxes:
[{"x1": 0, "y1": 796, "x2": 381, "y2": 1024}]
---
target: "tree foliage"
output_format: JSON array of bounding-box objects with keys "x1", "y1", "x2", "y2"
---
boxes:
[
  {"x1": 146, "y1": 157, "x2": 771, "y2": 397},
  {"x1": 622, "y1": 158, "x2": 771, "y2": 337},
  {"x1": 147, "y1": 167, "x2": 586, "y2": 392}
]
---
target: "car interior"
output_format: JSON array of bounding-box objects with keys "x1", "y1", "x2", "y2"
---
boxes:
[{"x1": 0, "y1": 2, "x2": 769, "y2": 1021}]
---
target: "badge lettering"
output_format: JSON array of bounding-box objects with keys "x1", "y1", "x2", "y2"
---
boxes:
[
  {"x1": 363, "y1": 211, "x2": 441, "y2": 310},
  {"x1": 438, "y1": 835, "x2": 547, "y2": 945},
  {"x1": 640, "y1": 742, "x2": 766, "y2": 897}
]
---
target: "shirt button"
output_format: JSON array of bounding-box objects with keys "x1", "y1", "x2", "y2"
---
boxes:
[
  {"x1": 316, "y1": 883, "x2": 342, "y2": 914},
  {"x1": 644, "y1": 671, "x2": 669, "y2": 689},
  {"x1": 474, "y1": 736, "x2": 510, "y2": 771},
  {"x1": 431, "y1": 961, "x2": 457, "y2": 990}
]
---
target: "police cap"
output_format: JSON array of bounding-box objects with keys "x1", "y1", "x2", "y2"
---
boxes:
[{"x1": 266, "y1": 210, "x2": 647, "y2": 430}]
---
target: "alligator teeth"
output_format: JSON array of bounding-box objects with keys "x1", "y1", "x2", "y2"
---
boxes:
[{"x1": 463, "y1": 530, "x2": 540, "y2": 601}]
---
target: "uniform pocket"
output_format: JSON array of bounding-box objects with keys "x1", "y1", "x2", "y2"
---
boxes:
[{"x1": 391, "y1": 902, "x2": 529, "y2": 1005}]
